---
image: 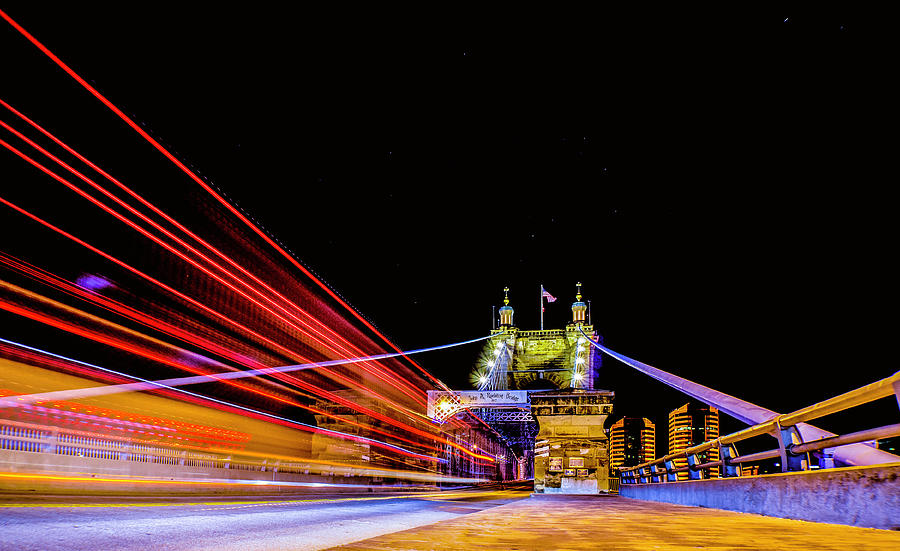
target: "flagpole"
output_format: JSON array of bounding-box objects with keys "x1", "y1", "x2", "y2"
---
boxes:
[{"x1": 540, "y1": 284, "x2": 544, "y2": 330}]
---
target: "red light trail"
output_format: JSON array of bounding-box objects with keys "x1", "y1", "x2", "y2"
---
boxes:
[
  {"x1": 0, "y1": 7, "x2": 447, "y2": 396},
  {"x1": 0, "y1": 268, "x2": 497, "y2": 462},
  {"x1": 0, "y1": 118, "x2": 428, "y2": 408},
  {"x1": 0, "y1": 7, "x2": 511, "y2": 487},
  {"x1": 0, "y1": 275, "x2": 489, "y2": 459},
  {"x1": 0, "y1": 337, "x2": 500, "y2": 464}
]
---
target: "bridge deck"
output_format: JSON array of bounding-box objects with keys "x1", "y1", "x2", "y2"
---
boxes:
[{"x1": 328, "y1": 494, "x2": 900, "y2": 550}]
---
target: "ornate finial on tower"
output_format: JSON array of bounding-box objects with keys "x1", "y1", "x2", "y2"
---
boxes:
[
  {"x1": 499, "y1": 287, "x2": 514, "y2": 327},
  {"x1": 571, "y1": 282, "x2": 587, "y2": 324}
]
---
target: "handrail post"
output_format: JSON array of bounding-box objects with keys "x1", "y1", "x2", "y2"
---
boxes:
[
  {"x1": 650, "y1": 463, "x2": 660, "y2": 483},
  {"x1": 686, "y1": 454, "x2": 702, "y2": 480},
  {"x1": 640, "y1": 466, "x2": 650, "y2": 484},
  {"x1": 775, "y1": 418, "x2": 807, "y2": 472},
  {"x1": 665, "y1": 459, "x2": 678, "y2": 482},
  {"x1": 719, "y1": 444, "x2": 738, "y2": 478},
  {"x1": 894, "y1": 378, "x2": 900, "y2": 411},
  {"x1": 44, "y1": 428, "x2": 58, "y2": 455}
]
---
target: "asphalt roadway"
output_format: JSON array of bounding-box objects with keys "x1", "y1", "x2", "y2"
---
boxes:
[
  {"x1": 3, "y1": 484, "x2": 900, "y2": 550},
  {"x1": 0, "y1": 483, "x2": 530, "y2": 551}
]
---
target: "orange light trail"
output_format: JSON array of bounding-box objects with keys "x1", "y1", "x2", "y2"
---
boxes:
[
  {"x1": 0, "y1": 299, "x2": 493, "y2": 463},
  {"x1": 0, "y1": 129, "x2": 426, "y2": 409},
  {"x1": 0, "y1": 8, "x2": 511, "y2": 474},
  {"x1": 0, "y1": 194, "x2": 495, "y2": 459},
  {"x1": 0, "y1": 9, "x2": 452, "y2": 402},
  {"x1": 0, "y1": 279, "x2": 444, "y2": 452}
]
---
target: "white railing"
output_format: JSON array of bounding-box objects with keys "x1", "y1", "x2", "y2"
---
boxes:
[{"x1": 620, "y1": 371, "x2": 900, "y2": 483}]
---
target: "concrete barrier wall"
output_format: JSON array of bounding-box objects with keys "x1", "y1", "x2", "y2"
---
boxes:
[{"x1": 619, "y1": 463, "x2": 900, "y2": 530}]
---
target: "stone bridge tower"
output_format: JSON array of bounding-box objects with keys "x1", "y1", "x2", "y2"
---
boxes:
[
  {"x1": 473, "y1": 284, "x2": 615, "y2": 493},
  {"x1": 477, "y1": 283, "x2": 603, "y2": 391}
]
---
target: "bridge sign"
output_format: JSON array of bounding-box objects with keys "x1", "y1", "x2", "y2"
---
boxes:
[{"x1": 427, "y1": 390, "x2": 529, "y2": 421}]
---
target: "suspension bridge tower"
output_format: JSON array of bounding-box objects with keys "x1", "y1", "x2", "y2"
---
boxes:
[
  {"x1": 476, "y1": 283, "x2": 603, "y2": 391},
  {"x1": 467, "y1": 284, "x2": 615, "y2": 492}
]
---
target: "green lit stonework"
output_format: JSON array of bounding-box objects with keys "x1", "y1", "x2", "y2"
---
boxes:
[{"x1": 477, "y1": 325, "x2": 601, "y2": 390}]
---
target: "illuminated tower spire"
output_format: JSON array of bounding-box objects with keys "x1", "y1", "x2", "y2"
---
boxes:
[
  {"x1": 499, "y1": 287, "x2": 515, "y2": 327},
  {"x1": 571, "y1": 282, "x2": 587, "y2": 324}
]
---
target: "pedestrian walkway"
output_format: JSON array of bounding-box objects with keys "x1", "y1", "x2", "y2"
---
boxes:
[{"x1": 326, "y1": 494, "x2": 900, "y2": 550}]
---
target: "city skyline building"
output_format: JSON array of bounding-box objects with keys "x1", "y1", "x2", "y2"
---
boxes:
[
  {"x1": 609, "y1": 416, "x2": 656, "y2": 472},
  {"x1": 668, "y1": 402, "x2": 720, "y2": 480}
]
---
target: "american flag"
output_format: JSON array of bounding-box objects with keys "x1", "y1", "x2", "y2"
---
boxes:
[{"x1": 541, "y1": 286, "x2": 557, "y2": 303}]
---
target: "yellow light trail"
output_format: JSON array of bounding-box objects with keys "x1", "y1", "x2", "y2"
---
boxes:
[
  {"x1": 0, "y1": 488, "x2": 521, "y2": 508},
  {"x1": 0, "y1": 496, "x2": 421, "y2": 508}
]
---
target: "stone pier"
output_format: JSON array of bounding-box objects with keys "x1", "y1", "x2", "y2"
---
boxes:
[{"x1": 530, "y1": 388, "x2": 614, "y2": 494}]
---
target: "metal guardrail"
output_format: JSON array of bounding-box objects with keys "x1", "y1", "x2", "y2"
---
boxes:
[
  {"x1": 619, "y1": 370, "x2": 900, "y2": 484},
  {"x1": 608, "y1": 476, "x2": 620, "y2": 494}
]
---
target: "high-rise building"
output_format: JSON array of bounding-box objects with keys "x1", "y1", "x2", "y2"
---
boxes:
[
  {"x1": 668, "y1": 402, "x2": 720, "y2": 480},
  {"x1": 609, "y1": 417, "x2": 655, "y2": 472}
]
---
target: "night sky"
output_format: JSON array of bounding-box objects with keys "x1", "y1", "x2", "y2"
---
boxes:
[{"x1": 2, "y1": 6, "x2": 896, "y2": 447}]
